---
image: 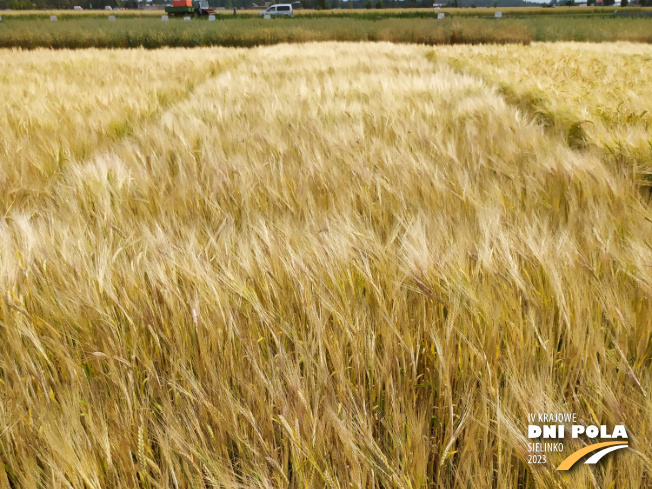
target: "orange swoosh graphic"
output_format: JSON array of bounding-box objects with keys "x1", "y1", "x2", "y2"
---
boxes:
[{"x1": 556, "y1": 441, "x2": 628, "y2": 471}]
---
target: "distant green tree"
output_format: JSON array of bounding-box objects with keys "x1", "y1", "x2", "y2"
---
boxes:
[
  {"x1": 621, "y1": 0, "x2": 627, "y2": 5},
  {"x1": 375, "y1": 0, "x2": 383, "y2": 6},
  {"x1": 364, "y1": 0, "x2": 371, "y2": 7},
  {"x1": 316, "y1": 0, "x2": 327, "y2": 9},
  {"x1": 8, "y1": 0, "x2": 33, "y2": 8}
]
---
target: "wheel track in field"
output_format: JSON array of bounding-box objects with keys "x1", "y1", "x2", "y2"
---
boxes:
[
  {"x1": 2, "y1": 51, "x2": 245, "y2": 218},
  {"x1": 425, "y1": 49, "x2": 589, "y2": 150},
  {"x1": 68, "y1": 51, "x2": 246, "y2": 181},
  {"x1": 425, "y1": 48, "x2": 652, "y2": 198}
]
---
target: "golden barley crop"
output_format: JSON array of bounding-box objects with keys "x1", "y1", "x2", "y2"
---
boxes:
[
  {"x1": 434, "y1": 42, "x2": 652, "y2": 187},
  {"x1": 0, "y1": 42, "x2": 650, "y2": 488}
]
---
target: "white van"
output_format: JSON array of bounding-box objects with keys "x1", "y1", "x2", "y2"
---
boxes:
[
  {"x1": 259, "y1": 4, "x2": 293, "y2": 17},
  {"x1": 73, "y1": 5, "x2": 83, "y2": 9}
]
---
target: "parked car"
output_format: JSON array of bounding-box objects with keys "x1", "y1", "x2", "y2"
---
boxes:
[
  {"x1": 259, "y1": 4, "x2": 293, "y2": 17},
  {"x1": 105, "y1": 5, "x2": 112, "y2": 9},
  {"x1": 73, "y1": 5, "x2": 83, "y2": 9}
]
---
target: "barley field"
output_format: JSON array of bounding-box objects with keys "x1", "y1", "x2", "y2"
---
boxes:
[
  {"x1": 0, "y1": 42, "x2": 651, "y2": 488},
  {"x1": 1, "y1": 11, "x2": 652, "y2": 49},
  {"x1": 434, "y1": 43, "x2": 652, "y2": 184},
  {"x1": 1, "y1": 7, "x2": 650, "y2": 17}
]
